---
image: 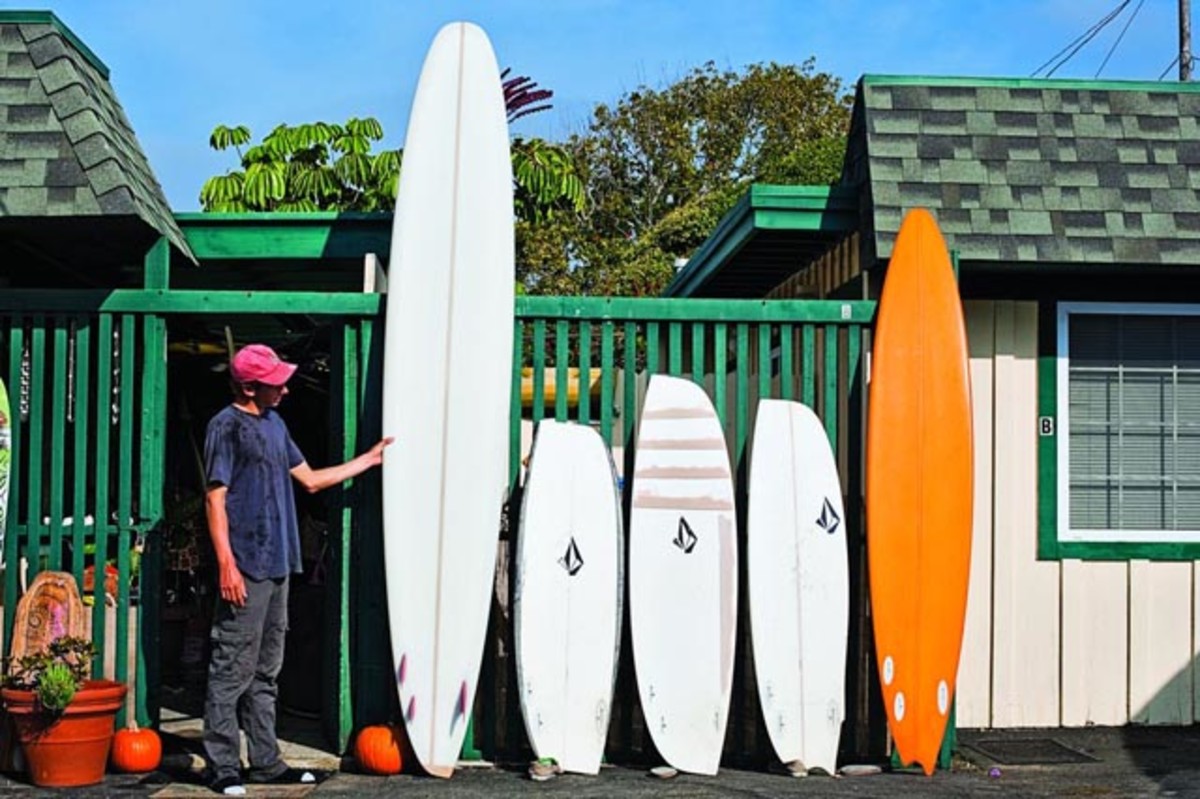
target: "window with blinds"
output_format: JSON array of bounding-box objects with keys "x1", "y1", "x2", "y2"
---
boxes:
[{"x1": 1066, "y1": 311, "x2": 1200, "y2": 535}]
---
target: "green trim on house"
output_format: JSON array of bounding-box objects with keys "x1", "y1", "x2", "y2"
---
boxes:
[
  {"x1": 0, "y1": 10, "x2": 108, "y2": 77},
  {"x1": 518, "y1": 295, "x2": 876, "y2": 323},
  {"x1": 175, "y1": 212, "x2": 392, "y2": 260},
  {"x1": 0, "y1": 288, "x2": 381, "y2": 315},
  {"x1": 863, "y1": 73, "x2": 1200, "y2": 94},
  {"x1": 664, "y1": 184, "x2": 859, "y2": 298},
  {"x1": 1036, "y1": 309, "x2": 1060, "y2": 559},
  {"x1": 1036, "y1": 300, "x2": 1200, "y2": 561}
]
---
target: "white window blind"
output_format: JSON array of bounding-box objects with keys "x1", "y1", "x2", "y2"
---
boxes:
[{"x1": 1067, "y1": 313, "x2": 1200, "y2": 533}]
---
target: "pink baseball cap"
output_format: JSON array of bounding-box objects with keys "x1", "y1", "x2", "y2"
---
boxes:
[{"x1": 230, "y1": 344, "x2": 297, "y2": 386}]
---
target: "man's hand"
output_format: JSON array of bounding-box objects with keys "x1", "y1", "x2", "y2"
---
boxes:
[
  {"x1": 218, "y1": 559, "x2": 247, "y2": 607},
  {"x1": 363, "y1": 436, "x2": 395, "y2": 468}
]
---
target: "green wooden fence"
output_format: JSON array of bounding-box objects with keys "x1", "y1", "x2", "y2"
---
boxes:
[
  {"x1": 469, "y1": 296, "x2": 879, "y2": 765},
  {"x1": 0, "y1": 289, "x2": 381, "y2": 744},
  {"x1": 0, "y1": 310, "x2": 166, "y2": 728},
  {"x1": 0, "y1": 289, "x2": 882, "y2": 764}
]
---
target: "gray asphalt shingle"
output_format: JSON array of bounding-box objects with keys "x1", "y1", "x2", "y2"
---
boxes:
[
  {"x1": 0, "y1": 12, "x2": 194, "y2": 262},
  {"x1": 856, "y1": 75, "x2": 1200, "y2": 266}
]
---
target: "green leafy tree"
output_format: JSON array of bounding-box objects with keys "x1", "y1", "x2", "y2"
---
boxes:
[
  {"x1": 200, "y1": 118, "x2": 401, "y2": 212},
  {"x1": 199, "y1": 71, "x2": 582, "y2": 220},
  {"x1": 503, "y1": 70, "x2": 584, "y2": 222},
  {"x1": 519, "y1": 59, "x2": 851, "y2": 296}
]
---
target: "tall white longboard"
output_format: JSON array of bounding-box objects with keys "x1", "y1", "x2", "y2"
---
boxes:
[
  {"x1": 514, "y1": 421, "x2": 622, "y2": 775},
  {"x1": 382, "y1": 22, "x2": 514, "y2": 778},
  {"x1": 748, "y1": 399, "x2": 849, "y2": 774},
  {"x1": 629, "y1": 375, "x2": 736, "y2": 775}
]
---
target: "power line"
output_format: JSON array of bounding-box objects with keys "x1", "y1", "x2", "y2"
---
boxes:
[
  {"x1": 1031, "y1": 0, "x2": 1131, "y2": 77},
  {"x1": 1159, "y1": 53, "x2": 1196, "y2": 79},
  {"x1": 1095, "y1": 0, "x2": 1146, "y2": 76},
  {"x1": 1046, "y1": 0, "x2": 1132, "y2": 77}
]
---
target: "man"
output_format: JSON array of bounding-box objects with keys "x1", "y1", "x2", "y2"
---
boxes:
[{"x1": 203, "y1": 343, "x2": 392, "y2": 796}]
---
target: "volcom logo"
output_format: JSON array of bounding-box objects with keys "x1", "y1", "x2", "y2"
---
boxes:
[
  {"x1": 558, "y1": 537, "x2": 584, "y2": 576},
  {"x1": 673, "y1": 517, "x2": 697, "y2": 553},
  {"x1": 816, "y1": 497, "x2": 840, "y2": 535}
]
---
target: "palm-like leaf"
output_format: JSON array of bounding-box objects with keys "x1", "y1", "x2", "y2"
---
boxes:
[
  {"x1": 346, "y1": 117, "x2": 384, "y2": 140},
  {"x1": 293, "y1": 165, "x2": 341, "y2": 201},
  {"x1": 244, "y1": 162, "x2": 286, "y2": 209},
  {"x1": 209, "y1": 124, "x2": 251, "y2": 151},
  {"x1": 511, "y1": 137, "x2": 585, "y2": 221},
  {"x1": 334, "y1": 152, "x2": 373, "y2": 187},
  {"x1": 199, "y1": 172, "x2": 246, "y2": 210}
]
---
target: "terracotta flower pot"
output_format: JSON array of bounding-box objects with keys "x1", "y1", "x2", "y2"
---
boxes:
[{"x1": 2, "y1": 679, "x2": 127, "y2": 787}]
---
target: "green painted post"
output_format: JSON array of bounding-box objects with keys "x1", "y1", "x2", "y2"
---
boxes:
[
  {"x1": 668, "y1": 322, "x2": 682, "y2": 375},
  {"x1": 324, "y1": 322, "x2": 357, "y2": 751},
  {"x1": 144, "y1": 236, "x2": 170, "y2": 290},
  {"x1": 713, "y1": 324, "x2": 727, "y2": 427},
  {"x1": 116, "y1": 314, "x2": 136, "y2": 728},
  {"x1": 734, "y1": 324, "x2": 749, "y2": 464},
  {"x1": 509, "y1": 320, "x2": 524, "y2": 486},
  {"x1": 90, "y1": 314, "x2": 112, "y2": 679},
  {"x1": 802, "y1": 325, "x2": 816, "y2": 407},
  {"x1": 691, "y1": 322, "x2": 705, "y2": 386},
  {"x1": 26, "y1": 319, "x2": 45, "y2": 581},
  {"x1": 757, "y1": 323, "x2": 772, "y2": 402},
  {"x1": 599, "y1": 322, "x2": 614, "y2": 444},
  {"x1": 823, "y1": 325, "x2": 839, "y2": 447},
  {"x1": 555, "y1": 320, "x2": 569, "y2": 422},
  {"x1": 71, "y1": 319, "x2": 91, "y2": 583},
  {"x1": 138, "y1": 313, "x2": 167, "y2": 727},
  {"x1": 646, "y1": 322, "x2": 659, "y2": 375},
  {"x1": 532, "y1": 320, "x2": 546, "y2": 423},
  {"x1": 578, "y1": 320, "x2": 592, "y2": 424},
  {"x1": 780, "y1": 323, "x2": 794, "y2": 400},
  {"x1": 3, "y1": 321, "x2": 24, "y2": 643},
  {"x1": 47, "y1": 319, "x2": 67, "y2": 571}
]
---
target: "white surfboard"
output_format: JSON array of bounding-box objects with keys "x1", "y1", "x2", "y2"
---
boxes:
[
  {"x1": 514, "y1": 421, "x2": 622, "y2": 775},
  {"x1": 748, "y1": 399, "x2": 849, "y2": 775},
  {"x1": 629, "y1": 375, "x2": 737, "y2": 776},
  {"x1": 382, "y1": 22, "x2": 514, "y2": 778}
]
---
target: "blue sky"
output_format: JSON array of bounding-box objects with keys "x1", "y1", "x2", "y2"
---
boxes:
[{"x1": 3, "y1": 1, "x2": 1186, "y2": 209}]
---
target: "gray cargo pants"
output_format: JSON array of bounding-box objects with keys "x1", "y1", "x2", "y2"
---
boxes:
[{"x1": 203, "y1": 575, "x2": 290, "y2": 782}]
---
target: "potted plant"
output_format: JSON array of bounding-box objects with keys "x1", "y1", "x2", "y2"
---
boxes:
[{"x1": 1, "y1": 636, "x2": 127, "y2": 787}]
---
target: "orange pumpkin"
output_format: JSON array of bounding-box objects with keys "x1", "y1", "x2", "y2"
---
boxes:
[
  {"x1": 110, "y1": 721, "x2": 162, "y2": 773},
  {"x1": 354, "y1": 724, "x2": 404, "y2": 775}
]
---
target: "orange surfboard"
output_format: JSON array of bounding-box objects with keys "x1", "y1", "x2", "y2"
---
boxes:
[{"x1": 866, "y1": 208, "x2": 972, "y2": 775}]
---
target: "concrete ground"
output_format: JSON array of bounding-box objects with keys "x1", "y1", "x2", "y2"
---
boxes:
[{"x1": 1, "y1": 724, "x2": 1199, "y2": 797}]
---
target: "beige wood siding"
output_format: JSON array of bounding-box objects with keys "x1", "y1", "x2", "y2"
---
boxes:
[
  {"x1": 958, "y1": 301, "x2": 994, "y2": 726},
  {"x1": 960, "y1": 300, "x2": 1200, "y2": 729}
]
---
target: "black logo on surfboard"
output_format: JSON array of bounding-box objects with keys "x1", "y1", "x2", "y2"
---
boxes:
[
  {"x1": 673, "y1": 517, "x2": 697, "y2": 554},
  {"x1": 559, "y1": 537, "x2": 584, "y2": 576},
  {"x1": 816, "y1": 498, "x2": 841, "y2": 535}
]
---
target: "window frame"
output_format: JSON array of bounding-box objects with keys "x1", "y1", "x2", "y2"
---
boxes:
[{"x1": 1039, "y1": 301, "x2": 1200, "y2": 560}]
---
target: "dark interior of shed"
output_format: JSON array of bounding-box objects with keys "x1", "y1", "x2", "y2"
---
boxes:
[{"x1": 157, "y1": 314, "x2": 338, "y2": 734}]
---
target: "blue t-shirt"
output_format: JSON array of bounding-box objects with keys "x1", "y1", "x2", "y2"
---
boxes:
[{"x1": 204, "y1": 405, "x2": 306, "y2": 580}]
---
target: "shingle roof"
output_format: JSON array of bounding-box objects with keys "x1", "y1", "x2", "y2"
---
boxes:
[
  {"x1": 853, "y1": 75, "x2": 1200, "y2": 266},
  {"x1": 0, "y1": 11, "x2": 195, "y2": 265}
]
